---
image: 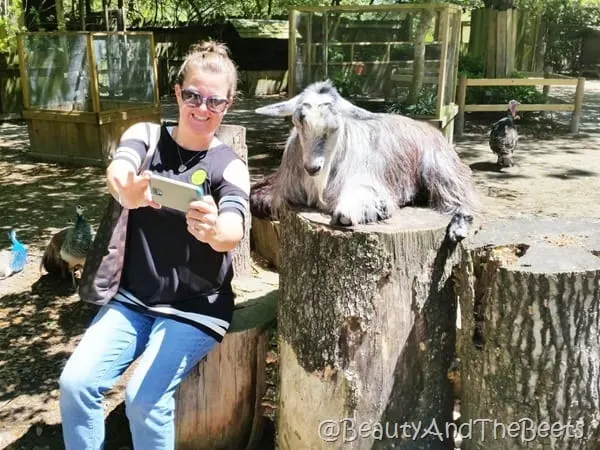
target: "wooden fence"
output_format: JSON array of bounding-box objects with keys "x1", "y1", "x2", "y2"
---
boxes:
[{"x1": 455, "y1": 74, "x2": 586, "y2": 137}]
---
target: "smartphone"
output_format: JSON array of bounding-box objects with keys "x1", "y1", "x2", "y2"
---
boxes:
[{"x1": 149, "y1": 173, "x2": 205, "y2": 212}]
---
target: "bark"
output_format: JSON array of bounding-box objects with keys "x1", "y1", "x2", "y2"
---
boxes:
[
  {"x1": 454, "y1": 218, "x2": 600, "y2": 449},
  {"x1": 175, "y1": 271, "x2": 278, "y2": 450},
  {"x1": 277, "y1": 207, "x2": 462, "y2": 449},
  {"x1": 216, "y1": 124, "x2": 251, "y2": 277},
  {"x1": 250, "y1": 217, "x2": 280, "y2": 270}
]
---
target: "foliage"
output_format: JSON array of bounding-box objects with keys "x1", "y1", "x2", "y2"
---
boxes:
[
  {"x1": 387, "y1": 85, "x2": 437, "y2": 117},
  {"x1": 330, "y1": 69, "x2": 363, "y2": 98},
  {"x1": 0, "y1": 2, "x2": 26, "y2": 56},
  {"x1": 458, "y1": 54, "x2": 485, "y2": 77},
  {"x1": 541, "y1": 1, "x2": 600, "y2": 73}
]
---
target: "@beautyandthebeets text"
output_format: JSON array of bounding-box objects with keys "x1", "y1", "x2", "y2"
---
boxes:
[{"x1": 317, "y1": 418, "x2": 584, "y2": 443}]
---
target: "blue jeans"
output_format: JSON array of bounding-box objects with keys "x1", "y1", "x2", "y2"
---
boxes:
[{"x1": 59, "y1": 301, "x2": 217, "y2": 450}]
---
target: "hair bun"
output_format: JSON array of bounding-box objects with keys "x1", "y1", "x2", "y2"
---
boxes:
[{"x1": 190, "y1": 40, "x2": 230, "y2": 58}]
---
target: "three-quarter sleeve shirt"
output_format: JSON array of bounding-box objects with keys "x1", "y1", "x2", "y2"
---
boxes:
[{"x1": 109, "y1": 123, "x2": 249, "y2": 341}]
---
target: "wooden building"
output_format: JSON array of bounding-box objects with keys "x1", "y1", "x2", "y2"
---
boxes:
[{"x1": 17, "y1": 31, "x2": 160, "y2": 166}]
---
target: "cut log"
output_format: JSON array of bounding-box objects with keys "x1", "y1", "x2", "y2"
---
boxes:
[
  {"x1": 216, "y1": 124, "x2": 251, "y2": 277},
  {"x1": 250, "y1": 217, "x2": 280, "y2": 269},
  {"x1": 454, "y1": 218, "x2": 600, "y2": 449},
  {"x1": 175, "y1": 269, "x2": 278, "y2": 450},
  {"x1": 277, "y1": 207, "x2": 462, "y2": 449}
]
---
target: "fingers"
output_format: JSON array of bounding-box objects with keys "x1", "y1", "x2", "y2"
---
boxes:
[
  {"x1": 114, "y1": 170, "x2": 135, "y2": 191},
  {"x1": 188, "y1": 196, "x2": 218, "y2": 214}
]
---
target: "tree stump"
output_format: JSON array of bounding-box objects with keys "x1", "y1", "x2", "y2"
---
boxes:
[
  {"x1": 277, "y1": 207, "x2": 462, "y2": 449},
  {"x1": 454, "y1": 218, "x2": 600, "y2": 449},
  {"x1": 216, "y1": 124, "x2": 251, "y2": 277},
  {"x1": 175, "y1": 269, "x2": 278, "y2": 450},
  {"x1": 250, "y1": 217, "x2": 280, "y2": 269}
]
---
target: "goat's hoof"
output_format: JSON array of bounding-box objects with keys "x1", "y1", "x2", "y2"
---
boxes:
[
  {"x1": 330, "y1": 212, "x2": 353, "y2": 226},
  {"x1": 447, "y1": 214, "x2": 473, "y2": 241}
]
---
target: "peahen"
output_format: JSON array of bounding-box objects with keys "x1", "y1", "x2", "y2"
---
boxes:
[
  {"x1": 490, "y1": 99, "x2": 520, "y2": 169},
  {"x1": 41, "y1": 205, "x2": 93, "y2": 286},
  {"x1": 0, "y1": 230, "x2": 28, "y2": 279}
]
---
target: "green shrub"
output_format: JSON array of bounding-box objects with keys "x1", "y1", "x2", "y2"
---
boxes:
[{"x1": 386, "y1": 85, "x2": 437, "y2": 117}]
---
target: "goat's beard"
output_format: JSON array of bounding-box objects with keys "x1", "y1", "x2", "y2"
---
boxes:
[{"x1": 308, "y1": 145, "x2": 337, "y2": 210}]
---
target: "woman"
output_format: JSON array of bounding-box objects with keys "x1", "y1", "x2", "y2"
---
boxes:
[{"x1": 59, "y1": 40, "x2": 249, "y2": 450}]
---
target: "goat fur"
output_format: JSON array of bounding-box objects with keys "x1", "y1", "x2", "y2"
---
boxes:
[{"x1": 250, "y1": 80, "x2": 478, "y2": 241}]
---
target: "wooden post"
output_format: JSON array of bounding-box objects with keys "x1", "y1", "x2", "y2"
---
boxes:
[
  {"x1": 542, "y1": 65, "x2": 553, "y2": 97},
  {"x1": 454, "y1": 218, "x2": 600, "y2": 449},
  {"x1": 570, "y1": 77, "x2": 585, "y2": 134},
  {"x1": 86, "y1": 33, "x2": 101, "y2": 114},
  {"x1": 455, "y1": 75, "x2": 467, "y2": 137},
  {"x1": 288, "y1": 9, "x2": 298, "y2": 97},
  {"x1": 277, "y1": 207, "x2": 461, "y2": 449},
  {"x1": 16, "y1": 34, "x2": 31, "y2": 110}
]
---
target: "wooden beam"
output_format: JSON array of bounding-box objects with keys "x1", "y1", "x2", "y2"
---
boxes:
[
  {"x1": 23, "y1": 109, "x2": 99, "y2": 123},
  {"x1": 290, "y1": 4, "x2": 460, "y2": 13},
  {"x1": 17, "y1": 35, "x2": 31, "y2": 110},
  {"x1": 149, "y1": 33, "x2": 160, "y2": 107},
  {"x1": 436, "y1": 8, "x2": 450, "y2": 117},
  {"x1": 466, "y1": 78, "x2": 578, "y2": 87},
  {"x1": 464, "y1": 103, "x2": 575, "y2": 112},
  {"x1": 288, "y1": 9, "x2": 298, "y2": 96},
  {"x1": 86, "y1": 34, "x2": 101, "y2": 114}
]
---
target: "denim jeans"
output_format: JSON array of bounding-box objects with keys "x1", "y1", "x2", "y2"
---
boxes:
[{"x1": 59, "y1": 300, "x2": 217, "y2": 450}]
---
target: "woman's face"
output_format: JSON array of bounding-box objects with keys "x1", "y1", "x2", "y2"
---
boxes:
[{"x1": 175, "y1": 70, "x2": 231, "y2": 138}]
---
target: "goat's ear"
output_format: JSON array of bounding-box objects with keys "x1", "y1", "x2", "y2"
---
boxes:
[
  {"x1": 255, "y1": 97, "x2": 297, "y2": 117},
  {"x1": 337, "y1": 97, "x2": 375, "y2": 120}
]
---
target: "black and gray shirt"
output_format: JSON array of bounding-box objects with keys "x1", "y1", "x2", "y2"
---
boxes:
[{"x1": 111, "y1": 123, "x2": 248, "y2": 341}]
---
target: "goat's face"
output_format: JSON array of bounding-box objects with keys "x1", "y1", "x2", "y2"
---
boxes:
[
  {"x1": 292, "y1": 90, "x2": 341, "y2": 176},
  {"x1": 254, "y1": 80, "x2": 375, "y2": 178}
]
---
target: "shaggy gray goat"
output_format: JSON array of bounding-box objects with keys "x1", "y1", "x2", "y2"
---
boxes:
[{"x1": 250, "y1": 80, "x2": 478, "y2": 241}]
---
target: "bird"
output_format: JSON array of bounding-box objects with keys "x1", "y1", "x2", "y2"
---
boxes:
[
  {"x1": 40, "y1": 227, "x2": 70, "y2": 279},
  {"x1": 41, "y1": 205, "x2": 93, "y2": 286},
  {"x1": 490, "y1": 99, "x2": 520, "y2": 169},
  {"x1": 0, "y1": 230, "x2": 28, "y2": 279}
]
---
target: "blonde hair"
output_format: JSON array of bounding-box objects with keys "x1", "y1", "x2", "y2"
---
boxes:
[{"x1": 176, "y1": 40, "x2": 238, "y2": 99}]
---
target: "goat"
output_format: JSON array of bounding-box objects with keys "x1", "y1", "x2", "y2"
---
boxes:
[{"x1": 250, "y1": 80, "x2": 478, "y2": 241}]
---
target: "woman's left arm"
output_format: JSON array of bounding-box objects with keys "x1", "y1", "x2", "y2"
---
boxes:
[{"x1": 186, "y1": 158, "x2": 250, "y2": 252}]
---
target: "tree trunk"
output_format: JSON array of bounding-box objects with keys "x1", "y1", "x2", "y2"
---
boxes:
[
  {"x1": 175, "y1": 270, "x2": 278, "y2": 450},
  {"x1": 216, "y1": 124, "x2": 251, "y2": 277},
  {"x1": 56, "y1": 0, "x2": 65, "y2": 31},
  {"x1": 454, "y1": 218, "x2": 600, "y2": 449},
  {"x1": 408, "y1": 9, "x2": 434, "y2": 106},
  {"x1": 277, "y1": 207, "x2": 462, "y2": 449}
]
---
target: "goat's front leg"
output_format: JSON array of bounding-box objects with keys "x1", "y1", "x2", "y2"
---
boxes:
[{"x1": 330, "y1": 183, "x2": 394, "y2": 226}]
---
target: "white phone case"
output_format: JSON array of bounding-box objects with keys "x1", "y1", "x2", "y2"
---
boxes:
[{"x1": 149, "y1": 174, "x2": 204, "y2": 212}]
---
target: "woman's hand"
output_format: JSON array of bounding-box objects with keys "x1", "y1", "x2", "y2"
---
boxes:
[
  {"x1": 186, "y1": 196, "x2": 219, "y2": 243},
  {"x1": 109, "y1": 168, "x2": 161, "y2": 210}
]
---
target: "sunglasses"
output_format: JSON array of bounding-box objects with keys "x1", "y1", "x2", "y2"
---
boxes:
[{"x1": 180, "y1": 88, "x2": 229, "y2": 113}]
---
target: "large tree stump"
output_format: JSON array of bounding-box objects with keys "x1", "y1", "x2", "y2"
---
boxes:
[
  {"x1": 175, "y1": 269, "x2": 278, "y2": 450},
  {"x1": 216, "y1": 124, "x2": 251, "y2": 276},
  {"x1": 454, "y1": 218, "x2": 600, "y2": 449},
  {"x1": 250, "y1": 217, "x2": 280, "y2": 269},
  {"x1": 277, "y1": 207, "x2": 463, "y2": 449}
]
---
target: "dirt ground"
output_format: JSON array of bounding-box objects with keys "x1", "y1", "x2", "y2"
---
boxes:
[{"x1": 1, "y1": 81, "x2": 599, "y2": 449}]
